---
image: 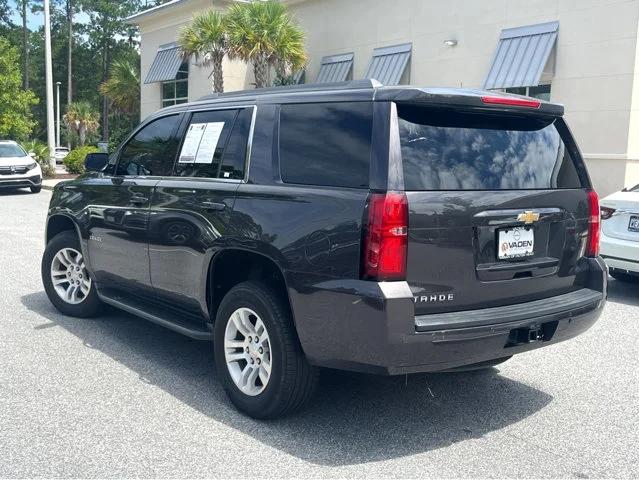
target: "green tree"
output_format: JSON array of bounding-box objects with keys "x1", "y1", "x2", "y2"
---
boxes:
[
  {"x1": 0, "y1": 37, "x2": 38, "y2": 140},
  {"x1": 225, "y1": 0, "x2": 307, "y2": 89},
  {"x1": 0, "y1": 1, "x2": 11, "y2": 27},
  {"x1": 64, "y1": 101, "x2": 99, "y2": 146},
  {"x1": 99, "y1": 55, "x2": 140, "y2": 117},
  {"x1": 78, "y1": 0, "x2": 143, "y2": 140},
  {"x1": 178, "y1": 10, "x2": 228, "y2": 93},
  {"x1": 15, "y1": 1, "x2": 34, "y2": 89}
]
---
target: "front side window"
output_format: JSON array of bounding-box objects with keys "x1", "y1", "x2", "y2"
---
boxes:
[
  {"x1": 278, "y1": 102, "x2": 373, "y2": 188},
  {"x1": 173, "y1": 107, "x2": 252, "y2": 180},
  {"x1": 162, "y1": 61, "x2": 189, "y2": 108},
  {"x1": 398, "y1": 104, "x2": 583, "y2": 191},
  {"x1": 116, "y1": 115, "x2": 181, "y2": 177},
  {"x1": 505, "y1": 84, "x2": 551, "y2": 101}
]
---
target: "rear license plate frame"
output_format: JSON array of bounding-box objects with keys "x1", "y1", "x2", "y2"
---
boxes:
[
  {"x1": 497, "y1": 226, "x2": 535, "y2": 260},
  {"x1": 629, "y1": 215, "x2": 639, "y2": 232}
]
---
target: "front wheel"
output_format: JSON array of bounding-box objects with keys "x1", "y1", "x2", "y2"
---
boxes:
[
  {"x1": 214, "y1": 281, "x2": 318, "y2": 419},
  {"x1": 41, "y1": 231, "x2": 102, "y2": 317},
  {"x1": 30, "y1": 186, "x2": 42, "y2": 194}
]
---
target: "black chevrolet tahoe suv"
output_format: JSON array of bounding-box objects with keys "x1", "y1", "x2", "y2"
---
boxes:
[{"x1": 42, "y1": 80, "x2": 607, "y2": 418}]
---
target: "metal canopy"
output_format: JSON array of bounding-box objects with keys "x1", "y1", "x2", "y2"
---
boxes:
[
  {"x1": 144, "y1": 42, "x2": 183, "y2": 84},
  {"x1": 315, "y1": 53, "x2": 354, "y2": 83},
  {"x1": 364, "y1": 43, "x2": 412, "y2": 85},
  {"x1": 292, "y1": 69, "x2": 306, "y2": 84},
  {"x1": 483, "y1": 21, "x2": 559, "y2": 90}
]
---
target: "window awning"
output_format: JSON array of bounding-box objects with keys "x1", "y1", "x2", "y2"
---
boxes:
[
  {"x1": 483, "y1": 21, "x2": 559, "y2": 90},
  {"x1": 315, "y1": 53, "x2": 354, "y2": 83},
  {"x1": 292, "y1": 70, "x2": 305, "y2": 84},
  {"x1": 144, "y1": 42, "x2": 183, "y2": 84},
  {"x1": 364, "y1": 43, "x2": 412, "y2": 85}
]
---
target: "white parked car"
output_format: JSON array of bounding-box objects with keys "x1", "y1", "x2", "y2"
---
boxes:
[
  {"x1": 600, "y1": 185, "x2": 639, "y2": 282},
  {"x1": 0, "y1": 140, "x2": 42, "y2": 194},
  {"x1": 54, "y1": 147, "x2": 69, "y2": 164}
]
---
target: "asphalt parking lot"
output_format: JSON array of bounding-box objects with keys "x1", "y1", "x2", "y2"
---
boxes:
[{"x1": 0, "y1": 189, "x2": 637, "y2": 478}]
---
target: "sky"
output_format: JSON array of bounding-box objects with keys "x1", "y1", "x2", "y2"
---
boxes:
[{"x1": 8, "y1": 1, "x2": 90, "y2": 30}]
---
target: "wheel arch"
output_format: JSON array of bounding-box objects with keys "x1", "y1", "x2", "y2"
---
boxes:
[
  {"x1": 46, "y1": 214, "x2": 82, "y2": 245},
  {"x1": 206, "y1": 248, "x2": 294, "y2": 328}
]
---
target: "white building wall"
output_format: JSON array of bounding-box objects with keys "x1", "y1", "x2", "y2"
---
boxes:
[
  {"x1": 288, "y1": 0, "x2": 639, "y2": 195},
  {"x1": 134, "y1": 0, "x2": 639, "y2": 195},
  {"x1": 138, "y1": 0, "x2": 249, "y2": 120}
]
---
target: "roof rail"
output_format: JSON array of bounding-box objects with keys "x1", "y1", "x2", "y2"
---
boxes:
[{"x1": 197, "y1": 79, "x2": 383, "y2": 102}]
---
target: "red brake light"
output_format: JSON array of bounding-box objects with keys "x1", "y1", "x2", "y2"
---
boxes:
[
  {"x1": 362, "y1": 192, "x2": 408, "y2": 281},
  {"x1": 600, "y1": 206, "x2": 616, "y2": 220},
  {"x1": 481, "y1": 96, "x2": 541, "y2": 109},
  {"x1": 586, "y1": 190, "x2": 600, "y2": 257}
]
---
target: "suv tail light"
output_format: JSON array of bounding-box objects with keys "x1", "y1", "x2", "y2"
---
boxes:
[
  {"x1": 586, "y1": 190, "x2": 600, "y2": 257},
  {"x1": 362, "y1": 192, "x2": 408, "y2": 281}
]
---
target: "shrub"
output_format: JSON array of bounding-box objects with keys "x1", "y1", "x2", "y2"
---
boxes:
[
  {"x1": 22, "y1": 140, "x2": 55, "y2": 179},
  {"x1": 64, "y1": 146, "x2": 99, "y2": 174}
]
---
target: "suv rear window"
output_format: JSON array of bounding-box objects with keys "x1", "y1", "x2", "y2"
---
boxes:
[
  {"x1": 279, "y1": 102, "x2": 373, "y2": 188},
  {"x1": 397, "y1": 105, "x2": 583, "y2": 191}
]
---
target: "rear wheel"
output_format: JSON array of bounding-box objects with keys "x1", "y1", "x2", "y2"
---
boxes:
[
  {"x1": 609, "y1": 270, "x2": 639, "y2": 283},
  {"x1": 214, "y1": 281, "x2": 318, "y2": 419},
  {"x1": 42, "y1": 231, "x2": 102, "y2": 317}
]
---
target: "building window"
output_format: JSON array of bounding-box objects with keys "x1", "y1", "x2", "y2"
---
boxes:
[
  {"x1": 161, "y1": 61, "x2": 189, "y2": 108},
  {"x1": 505, "y1": 84, "x2": 551, "y2": 101}
]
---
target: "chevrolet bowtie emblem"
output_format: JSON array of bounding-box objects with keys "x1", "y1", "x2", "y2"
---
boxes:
[{"x1": 517, "y1": 211, "x2": 540, "y2": 224}]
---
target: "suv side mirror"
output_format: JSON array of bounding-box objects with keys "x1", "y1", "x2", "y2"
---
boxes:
[
  {"x1": 85, "y1": 152, "x2": 109, "y2": 172},
  {"x1": 28, "y1": 152, "x2": 36, "y2": 158}
]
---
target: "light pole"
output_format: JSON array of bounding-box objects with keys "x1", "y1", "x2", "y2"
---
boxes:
[
  {"x1": 44, "y1": 0, "x2": 55, "y2": 168},
  {"x1": 56, "y1": 81, "x2": 61, "y2": 148}
]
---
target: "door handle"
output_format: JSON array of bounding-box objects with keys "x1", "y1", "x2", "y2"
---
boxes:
[
  {"x1": 200, "y1": 201, "x2": 226, "y2": 211},
  {"x1": 130, "y1": 196, "x2": 148, "y2": 205}
]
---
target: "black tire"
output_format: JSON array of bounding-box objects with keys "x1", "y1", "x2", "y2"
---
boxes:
[
  {"x1": 30, "y1": 186, "x2": 42, "y2": 194},
  {"x1": 214, "y1": 281, "x2": 318, "y2": 419},
  {"x1": 442, "y1": 356, "x2": 512, "y2": 373},
  {"x1": 609, "y1": 270, "x2": 639, "y2": 283},
  {"x1": 41, "y1": 230, "x2": 103, "y2": 318}
]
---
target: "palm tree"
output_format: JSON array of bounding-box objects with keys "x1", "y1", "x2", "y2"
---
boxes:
[
  {"x1": 99, "y1": 56, "x2": 140, "y2": 117},
  {"x1": 64, "y1": 101, "x2": 100, "y2": 147},
  {"x1": 178, "y1": 10, "x2": 228, "y2": 93},
  {"x1": 225, "y1": 0, "x2": 307, "y2": 89}
]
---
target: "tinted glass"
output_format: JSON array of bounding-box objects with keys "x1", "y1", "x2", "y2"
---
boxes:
[
  {"x1": 116, "y1": 115, "x2": 180, "y2": 176},
  {"x1": 174, "y1": 108, "x2": 250, "y2": 179},
  {"x1": 0, "y1": 144, "x2": 27, "y2": 157},
  {"x1": 398, "y1": 105, "x2": 583, "y2": 191},
  {"x1": 279, "y1": 102, "x2": 373, "y2": 188}
]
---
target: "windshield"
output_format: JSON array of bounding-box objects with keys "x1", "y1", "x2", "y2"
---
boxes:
[
  {"x1": 0, "y1": 144, "x2": 27, "y2": 158},
  {"x1": 397, "y1": 105, "x2": 584, "y2": 191}
]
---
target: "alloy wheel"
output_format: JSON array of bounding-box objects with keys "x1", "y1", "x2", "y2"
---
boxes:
[
  {"x1": 224, "y1": 307, "x2": 272, "y2": 396},
  {"x1": 50, "y1": 247, "x2": 92, "y2": 305}
]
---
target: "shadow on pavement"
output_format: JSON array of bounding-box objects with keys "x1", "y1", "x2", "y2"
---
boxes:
[
  {"x1": 606, "y1": 277, "x2": 639, "y2": 307},
  {"x1": 21, "y1": 291, "x2": 553, "y2": 466},
  {"x1": 0, "y1": 189, "x2": 35, "y2": 197}
]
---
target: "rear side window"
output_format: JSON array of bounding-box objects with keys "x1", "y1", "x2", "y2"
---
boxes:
[
  {"x1": 397, "y1": 105, "x2": 583, "y2": 191},
  {"x1": 279, "y1": 102, "x2": 373, "y2": 188},
  {"x1": 174, "y1": 107, "x2": 252, "y2": 180}
]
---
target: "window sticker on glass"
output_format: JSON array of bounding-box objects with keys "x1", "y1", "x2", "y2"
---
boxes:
[
  {"x1": 179, "y1": 123, "x2": 206, "y2": 163},
  {"x1": 195, "y1": 122, "x2": 225, "y2": 164}
]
